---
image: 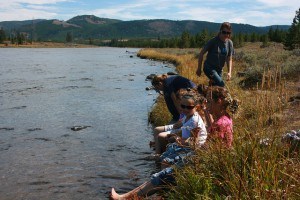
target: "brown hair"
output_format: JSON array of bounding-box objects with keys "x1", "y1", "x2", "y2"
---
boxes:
[
  {"x1": 178, "y1": 88, "x2": 207, "y2": 113},
  {"x1": 208, "y1": 86, "x2": 239, "y2": 114},
  {"x1": 197, "y1": 84, "x2": 209, "y2": 97},
  {"x1": 219, "y1": 22, "x2": 232, "y2": 31},
  {"x1": 151, "y1": 74, "x2": 167, "y2": 86}
]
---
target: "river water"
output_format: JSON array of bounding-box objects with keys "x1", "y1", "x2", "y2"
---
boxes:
[{"x1": 0, "y1": 47, "x2": 174, "y2": 199}]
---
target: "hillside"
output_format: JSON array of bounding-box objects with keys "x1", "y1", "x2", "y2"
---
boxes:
[
  {"x1": 0, "y1": 15, "x2": 290, "y2": 42},
  {"x1": 0, "y1": 19, "x2": 45, "y2": 30}
]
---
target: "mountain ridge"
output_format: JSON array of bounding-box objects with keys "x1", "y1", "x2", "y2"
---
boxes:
[{"x1": 0, "y1": 15, "x2": 290, "y2": 42}]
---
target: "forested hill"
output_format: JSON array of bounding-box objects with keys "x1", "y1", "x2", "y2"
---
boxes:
[{"x1": 0, "y1": 15, "x2": 290, "y2": 42}]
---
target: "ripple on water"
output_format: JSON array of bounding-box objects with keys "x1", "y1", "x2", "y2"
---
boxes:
[{"x1": 0, "y1": 47, "x2": 175, "y2": 199}]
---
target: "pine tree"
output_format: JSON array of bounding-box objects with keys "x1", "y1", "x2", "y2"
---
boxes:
[
  {"x1": 66, "y1": 32, "x2": 73, "y2": 43},
  {"x1": 261, "y1": 34, "x2": 270, "y2": 48},
  {"x1": 285, "y1": 8, "x2": 300, "y2": 50},
  {"x1": 89, "y1": 38, "x2": 93, "y2": 45},
  {"x1": 17, "y1": 32, "x2": 25, "y2": 45},
  {"x1": 180, "y1": 31, "x2": 190, "y2": 48},
  {"x1": 268, "y1": 27, "x2": 274, "y2": 41},
  {"x1": 250, "y1": 32, "x2": 259, "y2": 42},
  {"x1": 233, "y1": 32, "x2": 245, "y2": 48},
  {"x1": 169, "y1": 38, "x2": 178, "y2": 48},
  {"x1": 244, "y1": 33, "x2": 250, "y2": 42},
  {"x1": 195, "y1": 29, "x2": 209, "y2": 47},
  {"x1": 189, "y1": 36, "x2": 196, "y2": 48},
  {"x1": 0, "y1": 28, "x2": 6, "y2": 43}
]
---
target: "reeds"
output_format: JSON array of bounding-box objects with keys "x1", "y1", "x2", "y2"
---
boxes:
[{"x1": 138, "y1": 42, "x2": 300, "y2": 199}]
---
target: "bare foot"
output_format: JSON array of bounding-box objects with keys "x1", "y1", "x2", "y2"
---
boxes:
[{"x1": 110, "y1": 188, "x2": 120, "y2": 200}]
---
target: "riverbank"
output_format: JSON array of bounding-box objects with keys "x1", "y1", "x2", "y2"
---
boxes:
[
  {"x1": 138, "y1": 42, "x2": 299, "y2": 199},
  {"x1": 139, "y1": 43, "x2": 300, "y2": 129},
  {"x1": 0, "y1": 42, "x2": 98, "y2": 48}
]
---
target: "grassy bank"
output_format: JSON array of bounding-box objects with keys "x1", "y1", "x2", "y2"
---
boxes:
[{"x1": 138, "y1": 42, "x2": 299, "y2": 199}]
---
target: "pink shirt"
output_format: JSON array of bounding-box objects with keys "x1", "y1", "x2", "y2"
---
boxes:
[{"x1": 209, "y1": 114, "x2": 233, "y2": 148}]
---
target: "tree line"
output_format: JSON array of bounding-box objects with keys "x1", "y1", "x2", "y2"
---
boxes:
[
  {"x1": 104, "y1": 27, "x2": 287, "y2": 49},
  {"x1": 0, "y1": 29, "x2": 32, "y2": 45},
  {"x1": 1, "y1": 8, "x2": 299, "y2": 50},
  {"x1": 104, "y1": 8, "x2": 300, "y2": 50}
]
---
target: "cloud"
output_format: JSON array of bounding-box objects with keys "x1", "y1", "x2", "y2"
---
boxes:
[
  {"x1": 83, "y1": 1, "x2": 160, "y2": 20},
  {"x1": 158, "y1": 1, "x2": 298, "y2": 26},
  {"x1": 0, "y1": 8, "x2": 57, "y2": 21},
  {"x1": 243, "y1": 8, "x2": 297, "y2": 26},
  {"x1": 256, "y1": 0, "x2": 299, "y2": 7},
  {"x1": 4, "y1": 0, "x2": 71, "y2": 5},
  {"x1": 0, "y1": 0, "x2": 298, "y2": 25},
  {"x1": 0, "y1": 0, "x2": 72, "y2": 21}
]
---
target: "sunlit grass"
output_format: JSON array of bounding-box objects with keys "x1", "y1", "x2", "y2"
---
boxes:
[{"x1": 138, "y1": 42, "x2": 300, "y2": 199}]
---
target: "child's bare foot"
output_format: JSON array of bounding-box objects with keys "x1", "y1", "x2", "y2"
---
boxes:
[{"x1": 110, "y1": 188, "x2": 120, "y2": 200}]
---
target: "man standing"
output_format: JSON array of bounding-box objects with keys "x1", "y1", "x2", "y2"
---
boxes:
[{"x1": 196, "y1": 22, "x2": 234, "y2": 87}]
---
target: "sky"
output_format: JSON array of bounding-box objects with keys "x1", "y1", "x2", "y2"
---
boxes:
[{"x1": 0, "y1": 0, "x2": 299, "y2": 26}]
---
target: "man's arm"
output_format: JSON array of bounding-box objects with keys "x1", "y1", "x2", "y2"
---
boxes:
[{"x1": 196, "y1": 49, "x2": 205, "y2": 77}]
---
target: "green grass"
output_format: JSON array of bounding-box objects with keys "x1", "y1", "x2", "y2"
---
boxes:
[{"x1": 138, "y1": 42, "x2": 300, "y2": 199}]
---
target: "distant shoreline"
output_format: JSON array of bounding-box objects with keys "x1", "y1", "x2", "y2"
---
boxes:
[{"x1": 0, "y1": 42, "x2": 99, "y2": 48}]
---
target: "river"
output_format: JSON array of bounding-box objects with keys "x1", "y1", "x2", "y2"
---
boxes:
[{"x1": 0, "y1": 47, "x2": 174, "y2": 199}]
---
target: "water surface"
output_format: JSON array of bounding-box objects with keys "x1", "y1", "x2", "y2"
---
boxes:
[{"x1": 0, "y1": 47, "x2": 174, "y2": 199}]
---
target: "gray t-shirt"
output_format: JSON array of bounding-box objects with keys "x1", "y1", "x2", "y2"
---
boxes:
[{"x1": 203, "y1": 36, "x2": 234, "y2": 70}]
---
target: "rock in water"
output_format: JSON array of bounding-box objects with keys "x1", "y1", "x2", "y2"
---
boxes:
[{"x1": 70, "y1": 126, "x2": 91, "y2": 131}]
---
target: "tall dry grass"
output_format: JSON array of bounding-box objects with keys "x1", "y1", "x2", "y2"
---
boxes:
[{"x1": 138, "y1": 42, "x2": 299, "y2": 199}]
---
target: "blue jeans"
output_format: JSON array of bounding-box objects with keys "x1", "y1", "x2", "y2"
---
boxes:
[
  {"x1": 150, "y1": 143, "x2": 194, "y2": 186},
  {"x1": 160, "y1": 143, "x2": 192, "y2": 166},
  {"x1": 150, "y1": 167, "x2": 175, "y2": 186},
  {"x1": 203, "y1": 64, "x2": 225, "y2": 87}
]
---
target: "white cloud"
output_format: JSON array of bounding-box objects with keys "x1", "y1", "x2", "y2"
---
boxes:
[
  {"x1": 83, "y1": 1, "x2": 159, "y2": 20},
  {"x1": 26, "y1": 5, "x2": 56, "y2": 11},
  {"x1": 227, "y1": 17, "x2": 247, "y2": 24},
  {"x1": 87, "y1": 8, "x2": 152, "y2": 21},
  {"x1": 256, "y1": 0, "x2": 300, "y2": 7},
  {"x1": 177, "y1": 7, "x2": 228, "y2": 22},
  {"x1": 0, "y1": 0, "x2": 298, "y2": 25},
  {"x1": 0, "y1": 8, "x2": 57, "y2": 21},
  {"x1": 0, "y1": 0, "x2": 71, "y2": 21},
  {"x1": 1, "y1": 0, "x2": 71, "y2": 5}
]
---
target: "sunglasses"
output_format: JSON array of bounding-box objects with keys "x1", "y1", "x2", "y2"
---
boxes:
[
  {"x1": 181, "y1": 104, "x2": 195, "y2": 110},
  {"x1": 221, "y1": 30, "x2": 231, "y2": 35}
]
